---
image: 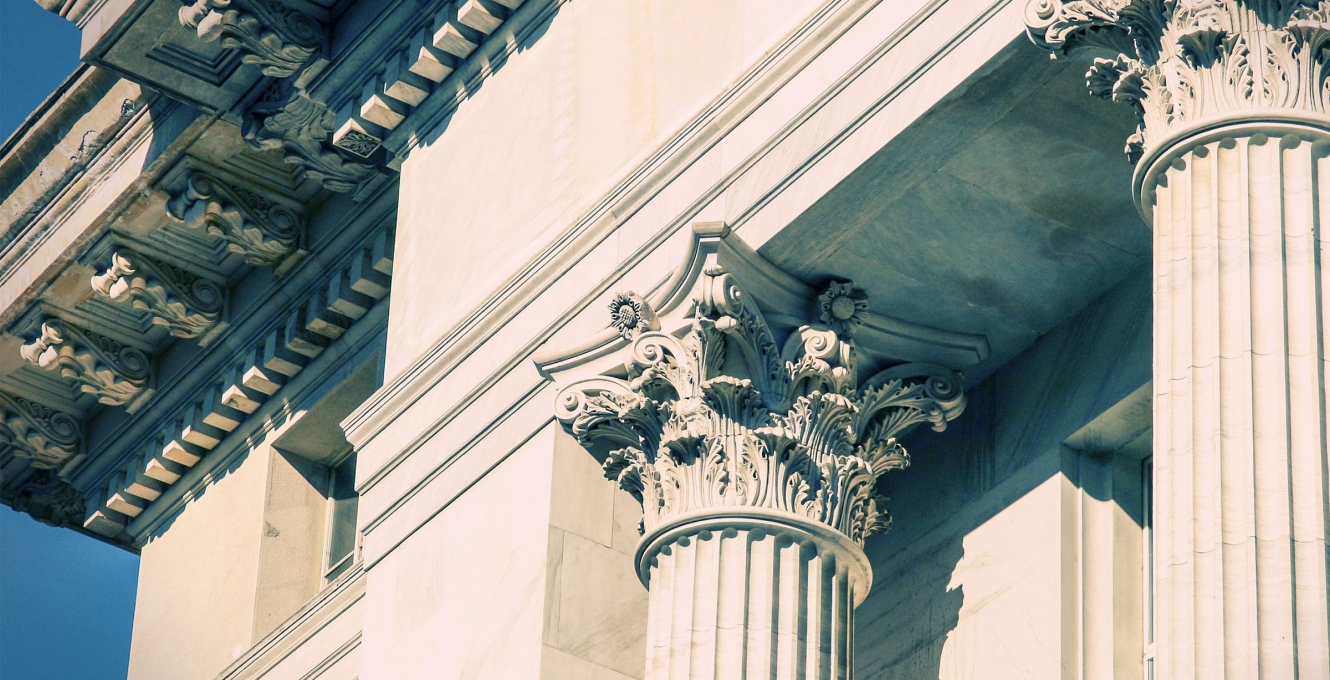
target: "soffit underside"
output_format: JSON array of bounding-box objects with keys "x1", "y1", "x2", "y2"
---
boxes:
[{"x1": 759, "y1": 40, "x2": 1148, "y2": 383}]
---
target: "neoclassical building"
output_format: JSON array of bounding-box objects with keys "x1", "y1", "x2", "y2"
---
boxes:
[{"x1": 3, "y1": 0, "x2": 1326, "y2": 677}]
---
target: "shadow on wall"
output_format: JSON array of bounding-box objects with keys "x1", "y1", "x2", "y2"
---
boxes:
[
  {"x1": 416, "y1": 2, "x2": 559, "y2": 150},
  {"x1": 853, "y1": 378, "x2": 994, "y2": 678}
]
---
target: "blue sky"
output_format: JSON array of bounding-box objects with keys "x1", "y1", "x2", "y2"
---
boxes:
[{"x1": 1, "y1": 1, "x2": 140, "y2": 679}]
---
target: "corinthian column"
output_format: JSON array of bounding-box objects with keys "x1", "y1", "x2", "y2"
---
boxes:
[
  {"x1": 551, "y1": 263, "x2": 965, "y2": 679},
  {"x1": 1027, "y1": 3, "x2": 1330, "y2": 677}
]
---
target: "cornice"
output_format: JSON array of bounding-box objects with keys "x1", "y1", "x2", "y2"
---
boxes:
[
  {"x1": 343, "y1": 0, "x2": 1006, "y2": 506},
  {"x1": 342, "y1": 0, "x2": 895, "y2": 458},
  {"x1": 0, "y1": 96, "x2": 214, "y2": 333}
]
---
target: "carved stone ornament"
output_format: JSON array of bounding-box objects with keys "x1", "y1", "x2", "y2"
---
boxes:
[
  {"x1": 9, "y1": 470, "x2": 86, "y2": 529},
  {"x1": 178, "y1": 0, "x2": 323, "y2": 78},
  {"x1": 547, "y1": 230, "x2": 967, "y2": 548},
  {"x1": 1026, "y1": 0, "x2": 1330, "y2": 162},
  {"x1": 19, "y1": 320, "x2": 152, "y2": 407},
  {"x1": 557, "y1": 279, "x2": 963, "y2": 545},
  {"x1": 0, "y1": 391, "x2": 82, "y2": 470},
  {"x1": 243, "y1": 88, "x2": 376, "y2": 193},
  {"x1": 166, "y1": 172, "x2": 304, "y2": 269},
  {"x1": 92, "y1": 250, "x2": 224, "y2": 340},
  {"x1": 817, "y1": 279, "x2": 869, "y2": 338},
  {"x1": 608, "y1": 291, "x2": 660, "y2": 340}
]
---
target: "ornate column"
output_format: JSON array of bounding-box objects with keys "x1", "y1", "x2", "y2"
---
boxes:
[
  {"x1": 1027, "y1": 2, "x2": 1330, "y2": 678},
  {"x1": 549, "y1": 243, "x2": 966, "y2": 678}
]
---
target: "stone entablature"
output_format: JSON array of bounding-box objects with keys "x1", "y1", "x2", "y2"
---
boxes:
[{"x1": 0, "y1": 50, "x2": 396, "y2": 543}]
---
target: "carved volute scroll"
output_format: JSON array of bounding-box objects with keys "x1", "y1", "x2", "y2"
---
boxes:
[
  {"x1": 1025, "y1": 0, "x2": 1330, "y2": 162},
  {"x1": 0, "y1": 391, "x2": 82, "y2": 470},
  {"x1": 243, "y1": 89, "x2": 376, "y2": 193},
  {"x1": 165, "y1": 172, "x2": 304, "y2": 270},
  {"x1": 178, "y1": 0, "x2": 323, "y2": 78},
  {"x1": 9, "y1": 470, "x2": 87, "y2": 528},
  {"x1": 554, "y1": 272, "x2": 966, "y2": 546},
  {"x1": 92, "y1": 250, "x2": 225, "y2": 340},
  {"x1": 19, "y1": 320, "x2": 152, "y2": 407}
]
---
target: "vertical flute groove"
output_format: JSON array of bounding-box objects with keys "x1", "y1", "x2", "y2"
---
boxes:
[
  {"x1": 1149, "y1": 128, "x2": 1329, "y2": 680},
  {"x1": 641, "y1": 526, "x2": 857, "y2": 680}
]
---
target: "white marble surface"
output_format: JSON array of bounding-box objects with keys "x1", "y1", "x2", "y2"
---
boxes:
[{"x1": 359, "y1": 428, "x2": 555, "y2": 679}]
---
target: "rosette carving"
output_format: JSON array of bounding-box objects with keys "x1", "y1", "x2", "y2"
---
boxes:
[
  {"x1": 178, "y1": 0, "x2": 323, "y2": 78},
  {"x1": 19, "y1": 320, "x2": 151, "y2": 407},
  {"x1": 0, "y1": 391, "x2": 82, "y2": 470},
  {"x1": 92, "y1": 250, "x2": 224, "y2": 340},
  {"x1": 555, "y1": 271, "x2": 965, "y2": 546},
  {"x1": 1026, "y1": 0, "x2": 1330, "y2": 162},
  {"x1": 166, "y1": 172, "x2": 303, "y2": 269}
]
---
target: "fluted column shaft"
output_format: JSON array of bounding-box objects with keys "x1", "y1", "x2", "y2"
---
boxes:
[
  {"x1": 635, "y1": 512, "x2": 867, "y2": 680},
  {"x1": 1144, "y1": 124, "x2": 1329, "y2": 679}
]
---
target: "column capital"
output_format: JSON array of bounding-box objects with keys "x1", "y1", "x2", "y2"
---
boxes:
[
  {"x1": 1025, "y1": 0, "x2": 1330, "y2": 165},
  {"x1": 543, "y1": 224, "x2": 968, "y2": 559}
]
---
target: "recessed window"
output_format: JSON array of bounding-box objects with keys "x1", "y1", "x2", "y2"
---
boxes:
[
  {"x1": 324, "y1": 453, "x2": 359, "y2": 584},
  {"x1": 1143, "y1": 456, "x2": 1154, "y2": 679}
]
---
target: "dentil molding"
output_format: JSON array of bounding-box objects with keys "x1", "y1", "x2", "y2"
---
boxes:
[{"x1": 1026, "y1": 0, "x2": 1330, "y2": 162}]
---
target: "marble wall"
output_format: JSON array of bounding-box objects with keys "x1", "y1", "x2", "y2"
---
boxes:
[
  {"x1": 855, "y1": 267, "x2": 1152, "y2": 677},
  {"x1": 387, "y1": 0, "x2": 823, "y2": 379}
]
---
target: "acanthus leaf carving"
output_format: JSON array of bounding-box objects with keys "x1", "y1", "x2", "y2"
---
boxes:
[
  {"x1": 243, "y1": 88, "x2": 377, "y2": 193},
  {"x1": 0, "y1": 391, "x2": 82, "y2": 470},
  {"x1": 19, "y1": 320, "x2": 152, "y2": 407},
  {"x1": 554, "y1": 275, "x2": 966, "y2": 546},
  {"x1": 91, "y1": 250, "x2": 225, "y2": 340},
  {"x1": 1026, "y1": 0, "x2": 1330, "y2": 162},
  {"x1": 9, "y1": 470, "x2": 86, "y2": 529},
  {"x1": 166, "y1": 171, "x2": 304, "y2": 269},
  {"x1": 178, "y1": 0, "x2": 323, "y2": 78}
]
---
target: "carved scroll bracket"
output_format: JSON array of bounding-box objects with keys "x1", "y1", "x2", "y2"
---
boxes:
[
  {"x1": 166, "y1": 172, "x2": 307, "y2": 272},
  {"x1": 19, "y1": 320, "x2": 154, "y2": 410},
  {"x1": 92, "y1": 250, "x2": 227, "y2": 344},
  {"x1": 0, "y1": 391, "x2": 83, "y2": 470},
  {"x1": 178, "y1": 0, "x2": 324, "y2": 79},
  {"x1": 243, "y1": 88, "x2": 377, "y2": 194}
]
